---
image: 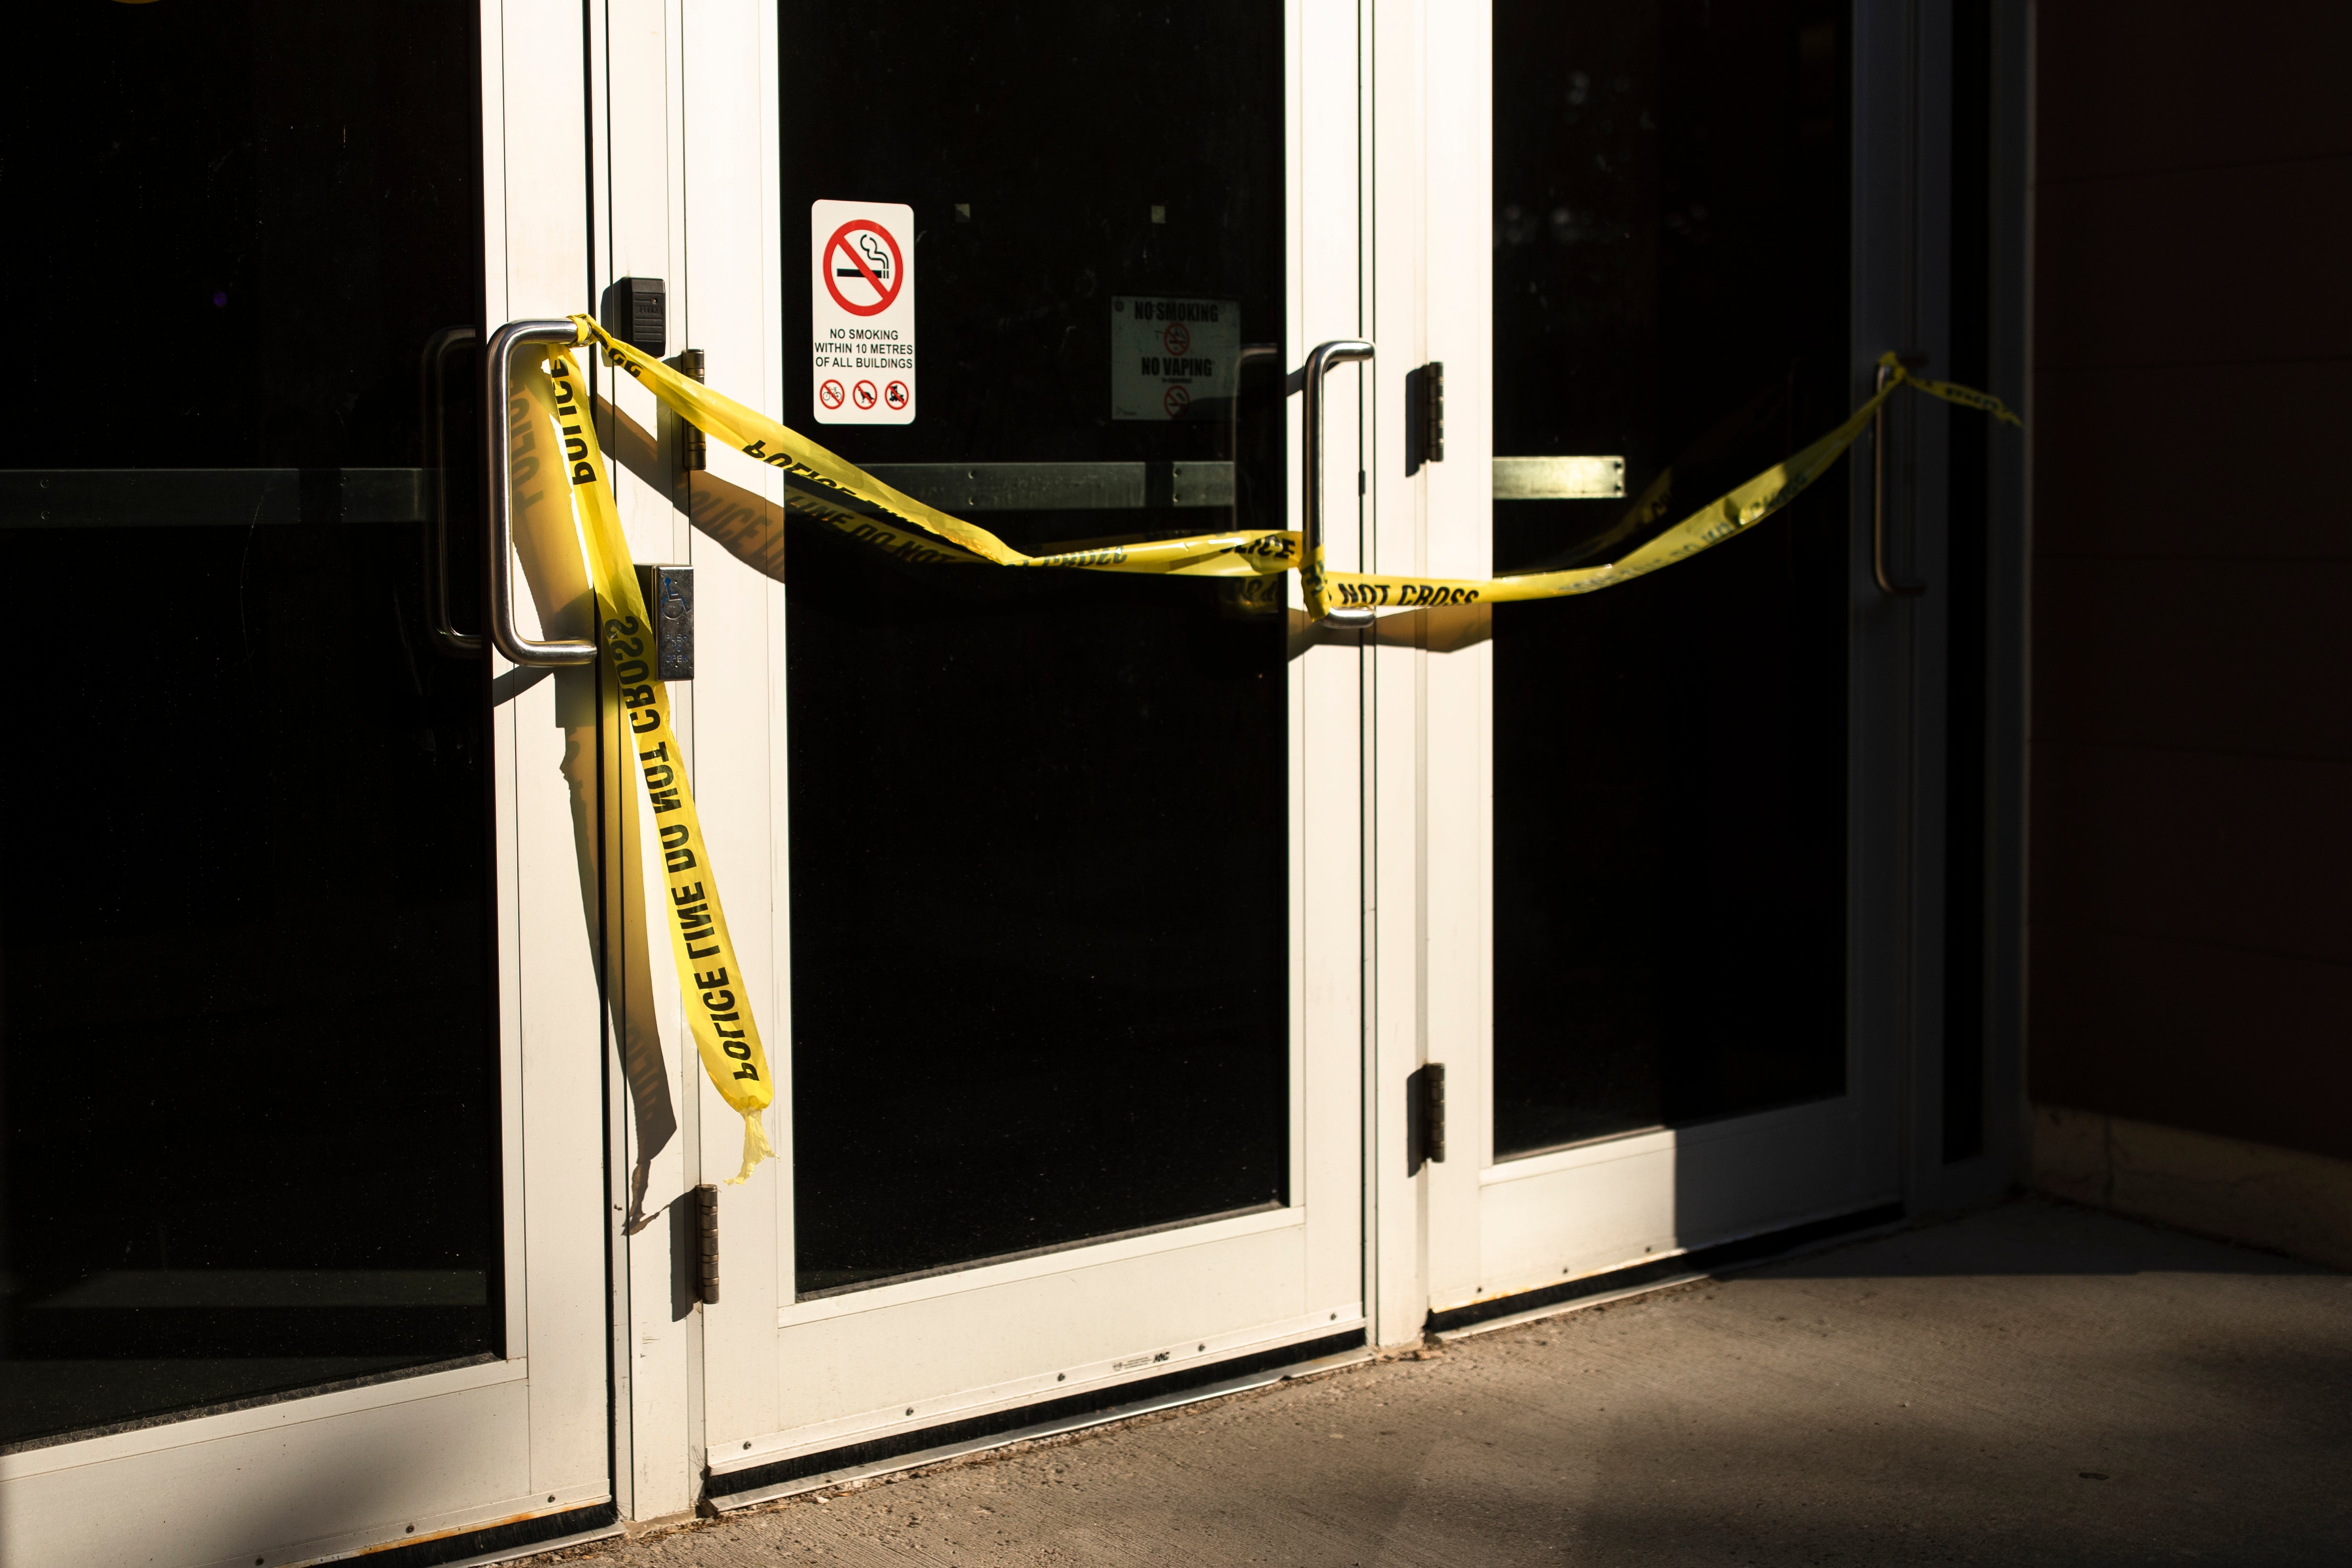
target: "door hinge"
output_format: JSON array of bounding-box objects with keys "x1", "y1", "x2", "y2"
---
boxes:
[
  {"x1": 695, "y1": 1183, "x2": 720, "y2": 1304},
  {"x1": 667, "y1": 347, "x2": 708, "y2": 471},
  {"x1": 1408, "y1": 1062, "x2": 1447, "y2": 1173},
  {"x1": 1406, "y1": 361, "x2": 1445, "y2": 474}
]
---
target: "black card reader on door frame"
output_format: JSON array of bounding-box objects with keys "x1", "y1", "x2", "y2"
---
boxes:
[{"x1": 603, "y1": 277, "x2": 666, "y2": 358}]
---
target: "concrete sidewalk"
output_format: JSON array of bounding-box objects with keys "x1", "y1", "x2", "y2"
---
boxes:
[{"x1": 545, "y1": 1200, "x2": 2352, "y2": 1567}]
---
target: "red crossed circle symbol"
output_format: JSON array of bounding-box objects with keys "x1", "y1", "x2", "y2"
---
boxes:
[
  {"x1": 1163, "y1": 384, "x2": 1191, "y2": 418},
  {"x1": 819, "y1": 379, "x2": 845, "y2": 410},
  {"x1": 822, "y1": 221, "x2": 906, "y2": 317},
  {"x1": 852, "y1": 380, "x2": 879, "y2": 410},
  {"x1": 1162, "y1": 320, "x2": 1191, "y2": 356},
  {"x1": 884, "y1": 380, "x2": 909, "y2": 410}
]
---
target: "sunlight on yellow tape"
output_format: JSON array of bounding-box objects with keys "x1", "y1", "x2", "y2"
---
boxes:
[
  {"x1": 525, "y1": 319, "x2": 2013, "y2": 1184},
  {"x1": 574, "y1": 314, "x2": 2015, "y2": 619},
  {"x1": 523, "y1": 348, "x2": 778, "y2": 1183}
]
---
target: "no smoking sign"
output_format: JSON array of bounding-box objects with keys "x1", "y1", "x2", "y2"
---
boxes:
[{"x1": 811, "y1": 199, "x2": 915, "y2": 425}]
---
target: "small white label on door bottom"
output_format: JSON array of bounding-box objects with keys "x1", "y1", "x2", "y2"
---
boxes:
[
  {"x1": 811, "y1": 198, "x2": 916, "y2": 424},
  {"x1": 1112, "y1": 295, "x2": 1240, "y2": 420}
]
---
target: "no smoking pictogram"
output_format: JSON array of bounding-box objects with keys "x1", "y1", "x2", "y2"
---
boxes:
[
  {"x1": 1163, "y1": 384, "x2": 1191, "y2": 418},
  {"x1": 812, "y1": 199, "x2": 914, "y2": 425},
  {"x1": 1162, "y1": 320, "x2": 1191, "y2": 357},
  {"x1": 823, "y1": 221, "x2": 906, "y2": 317}
]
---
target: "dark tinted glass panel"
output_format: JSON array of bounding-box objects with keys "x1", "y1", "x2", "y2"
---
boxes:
[
  {"x1": 0, "y1": 3, "x2": 496, "y2": 1445},
  {"x1": 1491, "y1": 2, "x2": 1850, "y2": 1157},
  {"x1": 780, "y1": 0, "x2": 1290, "y2": 1296}
]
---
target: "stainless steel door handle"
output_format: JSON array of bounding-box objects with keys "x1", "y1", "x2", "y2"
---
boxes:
[
  {"x1": 419, "y1": 325, "x2": 481, "y2": 656},
  {"x1": 485, "y1": 319, "x2": 598, "y2": 666},
  {"x1": 1301, "y1": 338, "x2": 1375, "y2": 625}
]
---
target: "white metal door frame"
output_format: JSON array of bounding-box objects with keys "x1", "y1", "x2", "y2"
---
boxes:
[
  {"x1": 1411, "y1": 0, "x2": 1928, "y2": 1326},
  {"x1": 673, "y1": 0, "x2": 1377, "y2": 1491}
]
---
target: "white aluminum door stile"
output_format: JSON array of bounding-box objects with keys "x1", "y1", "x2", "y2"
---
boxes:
[
  {"x1": 1415, "y1": 4, "x2": 1907, "y2": 1322},
  {"x1": 586, "y1": 0, "x2": 798, "y2": 1520},
  {"x1": 686, "y1": 0, "x2": 1374, "y2": 1490},
  {"x1": 0, "y1": 3, "x2": 616, "y2": 1564}
]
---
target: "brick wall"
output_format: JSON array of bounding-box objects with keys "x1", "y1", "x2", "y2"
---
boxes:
[{"x1": 2028, "y1": 3, "x2": 2352, "y2": 1161}]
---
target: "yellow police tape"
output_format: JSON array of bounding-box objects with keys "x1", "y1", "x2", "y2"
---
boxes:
[
  {"x1": 573, "y1": 314, "x2": 2016, "y2": 619},
  {"x1": 525, "y1": 317, "x2": 2015, "y2": 1182},
  {"x1": 522, "y1": 347, "x2": 777, "y2": 1182}
]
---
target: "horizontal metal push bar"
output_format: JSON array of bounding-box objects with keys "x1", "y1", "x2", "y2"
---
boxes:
[
  {"x1": 1491, "y1": 455, "x2": 1626, "y2": 499},
  {"x1": 0, "y1": 468, "x2": 429, "y2": 527},
  {"x1": 859, "y1": 461, "x2": 1234, "y2": 512}
]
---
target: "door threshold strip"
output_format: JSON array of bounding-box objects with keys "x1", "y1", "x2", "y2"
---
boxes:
[
  {"x1": 1428, "y1": 1202, "x2": 1907, "y2": 1341},
  {"x1": 330, "y1": 1502, "x2": 620, "y2": 1568},
  {"x1": 429, "y1": 1521, "x2": 624, "y2": 1568},
  {"x1": 705, "y1": 1338, "x2": 1371, "y2": 1514}
]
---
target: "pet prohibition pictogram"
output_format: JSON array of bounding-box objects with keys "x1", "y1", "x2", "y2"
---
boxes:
[
  {"x1": 853, "y1": 380, "x2": 879, "y2": 410},
  {"x1": 819, "y1": 378, "x2": 846, "y2": 410},
  {"x1": 823, "y1": 221, "x2": 906, "y2": 317}
]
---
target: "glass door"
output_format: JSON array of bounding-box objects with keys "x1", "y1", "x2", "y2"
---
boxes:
[
  {"x1": 691, "y1": 0, "x2": 1372, "y2": 1496},
  {"x1": 1424, "y1": 0, "x2": 1907, "y2": 1320},
  {"x1": 1, "y1": 3, "x2": 615, "y2": 1562}
]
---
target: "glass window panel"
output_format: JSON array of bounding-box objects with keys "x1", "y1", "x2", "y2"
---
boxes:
[
  {"x1": 0, "y1": 1, "x2": 496, "y2": 1447},
  {"x1": 778, "y1": 0, "x2": 1291, "y2": 1297},
  {"x1": 1490, "y1": 1, "x2": 1852, "y2": 1158}
]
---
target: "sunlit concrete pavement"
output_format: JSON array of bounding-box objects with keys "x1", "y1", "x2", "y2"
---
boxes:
[{"x1": 542, "y1": 1200, "x2": 2352, "y2": 1567}]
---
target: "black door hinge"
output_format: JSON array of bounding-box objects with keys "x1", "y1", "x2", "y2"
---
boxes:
[
  {"x1": 667, "y1": 347, "x2": 708, "y2": 472},
  {"x1": 695, "y1": 1183, "x2": 720, "y2": 1304},
  {"x1": 1408, "y1": 1062, "x2": 1447, "y2": 1174},
  {"x1": 1405, "y1": 361, "x2": 1445, "y2": 475}
]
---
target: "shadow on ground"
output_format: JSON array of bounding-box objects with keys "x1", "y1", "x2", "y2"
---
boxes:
[{"x1": 539, "y1": 1199, "x2": 2352, "y2": 1568}]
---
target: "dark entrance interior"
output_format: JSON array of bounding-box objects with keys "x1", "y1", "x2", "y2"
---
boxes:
[
  {"x1": 0, "y1": 1, "x2": 500, "y2": 1447},
  {"x1": 777, "y1": 0, "x2": 1292, "y2": 1296},
  {"x1": 1489, "y1": 0, "x2": 1854, "y2": 1157}
]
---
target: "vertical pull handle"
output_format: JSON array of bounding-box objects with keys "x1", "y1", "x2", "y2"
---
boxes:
[
  {"x1": 1873, "y1": 358, "x2": 1928, "y2": 598},
  {"x1": 484, "y1": 319, "x2": 599, "y2": 667},
  {"x1": 419, "y1": 326, "x2": 482, "y2": 656},
  {"x1": 1301, "y1": 338, "x2": 1376, "y2": 625}
]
